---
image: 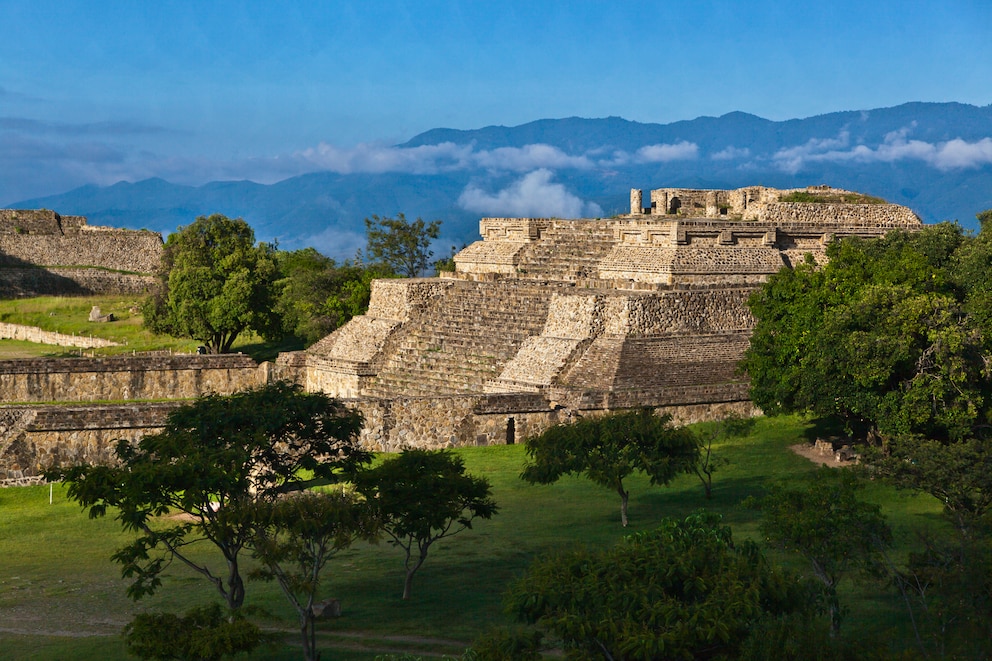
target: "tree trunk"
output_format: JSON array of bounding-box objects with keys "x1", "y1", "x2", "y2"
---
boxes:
[
  {"x1": 618, "y1": 483, "x2": 629, "y2": 527},
  {"x1": 227, "y1": 560, "x2": 245, "y2": 610},
  {"x1": 402, "y1": 550, "x2": 428, "y2": 600},
  {"x1": 301, "y1": 611, "x2": 318, "y2": 661}
]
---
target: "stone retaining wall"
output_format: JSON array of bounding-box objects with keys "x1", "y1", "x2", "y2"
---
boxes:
[
  {"x1": 0, "y1": 208, "x2": 163, "y2": 297},
  {"x1": 0, "y1": 354, "x2": 265, "y2": 403}
]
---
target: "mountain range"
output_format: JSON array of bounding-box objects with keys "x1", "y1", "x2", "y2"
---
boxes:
[{"x1": 11, "y1": 102, "x2": 992, "y2": 260}]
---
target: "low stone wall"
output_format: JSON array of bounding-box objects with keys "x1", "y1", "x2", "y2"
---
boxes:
[
  {"x1": 0, "y1": 403, "x2": 177, "y2": 479},
  {"x1": 757, "y1": 202, "x2": 920, "y2": 226},
  {"x1": 0, "y1": 354, "x2": 266, "y2": 403},
  {"x1": 0, "y1": 322, "x2": 121, "y2": 348},
  {"x1": 0, "y1": 267, "x2": 157, "y2": 297}
]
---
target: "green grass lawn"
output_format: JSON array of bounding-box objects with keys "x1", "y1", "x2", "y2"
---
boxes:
[
  {"x1": 0, "y1": 415, "x2": 945, "y2": 659},
  {"x1": 0, "y1": 295, "x2": 301, "y2": 362}
]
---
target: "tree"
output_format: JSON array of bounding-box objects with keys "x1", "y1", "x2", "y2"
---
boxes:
[
  {"x1": 692, "y1": 415, "x2": 753, "y2": 499},
  {"x1": 364, "y1": 213, "x2": 441, "y2": 278},
  {"x1": 50, "y1": 382, "x2": 369, "y2": 610},
  {"x1": 355, "y1": 449, "x2": 497, "y2": 600},
  {"x1": 742, "y1": 223, "x2": 985, "y2": 444},
  {"x1": 275, "y1": 248, "x2": 395, "y2": 346},
  {"x1": 250, "y1": 490, "x2": 379, "y2": 661},
  {"x1": 143, "y1": 214, "x2": 280, "y2": 353},
  {"x1": 749, "y1": 469, "x2": 892, "y2": 636},
  {"x1": 520, "y1": 409, "x2": 699, "y2": 526},
  {"x1": 505, "y1": 512, "x2": 818, "y2": 660}
]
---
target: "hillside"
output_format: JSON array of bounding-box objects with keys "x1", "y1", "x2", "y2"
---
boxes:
[{"x1": 11, "y1": 102, "x2": 992, "y2": 260}]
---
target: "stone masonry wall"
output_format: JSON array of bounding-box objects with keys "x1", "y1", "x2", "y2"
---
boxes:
[
  {"x1": 0, "y1": 230, "x2": 163, "y2": 273},
  {"x1": 0, "y1": 354, "x2": 265, "y2": 403},
  {"x1": 0, "y1": 208, "x2": 164, "y2": 298},
  {"x1": 0, "y1": 403, "x2": 176, "y2": 480},
  {"x1": 0, "y1": 267, "x2": 157, "y2": 297}
]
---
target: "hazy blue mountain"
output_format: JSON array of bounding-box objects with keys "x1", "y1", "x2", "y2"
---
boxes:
[{"x1": 12, "y1": 102, "x2": 992, "y2": 260}]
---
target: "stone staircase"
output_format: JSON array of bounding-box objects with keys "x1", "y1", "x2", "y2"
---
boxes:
[
  {"x1": 364, "y1": 281, "x2": 556, "y2": 397},
  {"x1": 513, "y1": 222, "x2": 617, "y2": 281}
]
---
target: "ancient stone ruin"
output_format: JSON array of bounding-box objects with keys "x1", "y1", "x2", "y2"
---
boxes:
[
  {"x1": 0, "y1": 187, "x2": 924, "y2": 480},
  {"x1": 302, "y1": 185, "x2": 921, "y2": 450},
  {"x1": 0, "y1": 209, "x2": 162, "y2": 297}
]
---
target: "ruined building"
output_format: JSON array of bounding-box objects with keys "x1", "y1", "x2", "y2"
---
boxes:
[
  {"x1": 302, "y1": 185, "x2": 921, "y2": 449},
  {"x1": 0, "y1": 209, "x2": 162, "y2": 297},
  {"x1": 0, "y1": 187, "x2": 923, "y2": 481}
]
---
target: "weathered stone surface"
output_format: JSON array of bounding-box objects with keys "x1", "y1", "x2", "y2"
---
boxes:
[
  {"x1": 0, "y1": 208, "x2": 163, "y2": 297},
  {"x1": 0, "y1": 186, "x2": 927, "y2": 477}
]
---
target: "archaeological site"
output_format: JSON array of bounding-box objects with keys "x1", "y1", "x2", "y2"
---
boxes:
[{"x1": 0, "y1": 186, "x2": 923, "y2": 482}]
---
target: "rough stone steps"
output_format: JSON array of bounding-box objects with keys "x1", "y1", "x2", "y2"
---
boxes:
[{"x1": 366, "y1": 281, "x2": 554, "y2": 397}]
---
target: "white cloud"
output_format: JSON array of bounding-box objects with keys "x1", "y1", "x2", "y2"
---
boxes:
[
  {"x1": 458, "y1": 169, "x2": 602, "y2": 218},
  {"x1": 634, "y1": 141, "x2": 699, "y2": 163},
  {"x1": 711, "y1": 146, "x2": 751, "y2": 161},
  {"x1": 772, "y1": 127, "x2": 992, "y2": 173},
  {"x1": 600, "y1": 141, "x2": 699, "y2": 166},
  {"x1": 471, "y1": 144, "x2": 594, "y2": 171}
]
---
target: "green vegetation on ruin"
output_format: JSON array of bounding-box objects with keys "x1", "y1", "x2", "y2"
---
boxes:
[
  {"x1": 779, "y1": 190, "x2": 888, "y2": 204},
  {"x1": 0, "y1": 415, "x2": 946, "y2": 659}
]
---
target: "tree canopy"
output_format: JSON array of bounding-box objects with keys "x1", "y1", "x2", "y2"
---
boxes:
[
  {"x1": 742, "y1": 221, "x2": 991, "y2": 444},
  {"x1": 506, "y1": 512, "x2": 817, "y2": 660},
  {"x1": 143, "y1": 214, "x2": 280, "y2": 353},
  {"x1": 364, "y1": 213, "x2": 441, "y2": 278},
  {"x1": 355, "y1": 449, "x2": 497, "y2": 599},
  {"x1": 749, "y1": 469, "x2": 892, "y2": 635},
  {"x1": 521, "y1": 409, "x2": 699, "y2": 526},
  {"x1": 274, "y1": 247, "x2": 395, "y2": 346},
  {"x1": 50, "y1": 382, "x2": 369, "y2": 610},
  {"x1": 250, "y1": 490, "x2": 378, "y2": 661}
]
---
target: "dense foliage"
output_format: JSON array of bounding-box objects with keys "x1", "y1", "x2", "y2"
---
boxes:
[
  {"x1": 143, "y1": 214, "x2": 280, "y2": 353},
  {"x1": 742, "y1": 221, "x2": 991, "y2": 443},
  {"x1": 274, "y1": 247, "x2": 395, "y2": 346},
  {"x1": 506, "y1": 512, "x2": 817, "y2": 660},
  {"x1": 521, "y1": 409, "x2": 699, "y2": 526}
]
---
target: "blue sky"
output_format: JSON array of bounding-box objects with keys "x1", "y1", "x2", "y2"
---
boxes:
[{"x1": 1, "y1": 0, "x2": 991, "y2": 204}]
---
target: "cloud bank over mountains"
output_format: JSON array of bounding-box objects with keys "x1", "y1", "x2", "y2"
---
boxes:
[
  {"x1": 6, "y1": 103, "x2": 992, "y2": 260},
  {"x1": 772, "y1": 127, "x2": 992, "y2": 173}
]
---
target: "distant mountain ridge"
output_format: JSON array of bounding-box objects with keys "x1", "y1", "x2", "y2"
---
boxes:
[{"x1": 11, "y1": 102, "x2": 992, "y2": 260}]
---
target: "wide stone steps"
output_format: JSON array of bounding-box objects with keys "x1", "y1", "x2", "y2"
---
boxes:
[
  {"x1": 513, "y1": 228, "x2": 617, "y2": 281},
  {"x1": 365, "y1": 281, "x2": 552, "y2": 397}
]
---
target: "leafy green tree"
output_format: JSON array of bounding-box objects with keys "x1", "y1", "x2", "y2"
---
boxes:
[
  {"x1": 143, "y1": 214, "x2": 280, "y2": 353},
  {"x1": 749, "y1": 469, "x2": 892, "y2": 636},
  {"x1": 506, "y1": 512, "x2": 818, "y2": 660},
  {"x1": 123, "y1": 603, "x2": 265, "y2": 661},
  {"x1": 355, "y1": 449, "x2": 497, "y2": 599},
  {"x1": 742, "y1": 222, "x2": 986, "y2": 443},
  {"x1": 865, "y1": 437, "x2": 992, "y2": 536},
  {"x1": 250, "y1": 490, "x2": 379, "y2": 661},
  {"x1": 364, "y1": 213, "x2": 441, "y2": 277},
  {"x1": 50, "y1": 382, "x2": 369, "y2": 610},
  {"x1": 887, "y1": 531, "x2": 992, "y2": 660},
  {"x1": 521, "y1": 409, "x2": 699, "y2": 526},
  {"x1": 692, "y1": 415, "x2": 753, "y2": 499},
  {"x1": 275, "y1": 248, "x2": 395, "y2": 346}
]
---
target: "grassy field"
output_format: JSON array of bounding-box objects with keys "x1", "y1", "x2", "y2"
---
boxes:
[
  {"x1": 0, "y1": 415, "x2": 945, "y2": 660},
  {"x1": 0, "y1": 295, "x2": 301, "y2": 362}
]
